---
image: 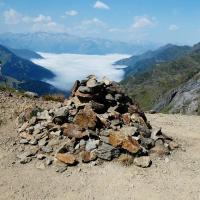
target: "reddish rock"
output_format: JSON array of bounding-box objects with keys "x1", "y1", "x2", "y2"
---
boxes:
[
  {"x1": 109, "y1": 131, "x2": 125, "y2": 147},
  {"x1": 56, "y1": 153, "x2": 76, "y2": 165},
  {"x1": 74, "y1": 106, "x2": 97, "y2": 129},
  {"x1": 122, "y1": 136, "x2": 140, "y2": 154},
  {"x1": 81, "y1": 151, "x2": 97, "y2": 163},
  {"x1": 62, "y1": 124, "x2": 87, "y2": 139},
  {"x1": 122, "y1": 113, "x2": 131, "y2": 125}
]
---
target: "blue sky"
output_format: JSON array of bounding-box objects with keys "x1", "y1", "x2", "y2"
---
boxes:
[{"x1": 0, "y1": 0, "x2": 200, "y2": 44}]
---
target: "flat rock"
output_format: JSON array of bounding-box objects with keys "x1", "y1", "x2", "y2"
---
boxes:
[
  {"x1": 74, "y1": 106, "x2": 97, "y2": 130},
  {"x1": 62, "y1": 124, "x2": 87, "y2": 139},
  {"x1": 97, "y1": 143, "x2": 120, "y2": 161},
  {"x1": 56, "y1": 153, "x2": 76, "y2": 165},
  {"x1": 134, "y1": 156, "x2": 151, "y2": 168}
]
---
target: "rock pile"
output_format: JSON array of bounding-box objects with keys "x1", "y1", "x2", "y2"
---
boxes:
[{"x1": 16, "y1": 75, "x2": 177, "y2": 170}]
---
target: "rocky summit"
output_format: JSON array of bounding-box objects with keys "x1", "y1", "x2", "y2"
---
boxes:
[{"x1": 16, "y1": 75, "x2": 176, "y2": 170}]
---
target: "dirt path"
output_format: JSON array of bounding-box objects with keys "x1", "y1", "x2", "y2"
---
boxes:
[{"x1": 0, "y1": 113, "x2": 200, "y2": 200}]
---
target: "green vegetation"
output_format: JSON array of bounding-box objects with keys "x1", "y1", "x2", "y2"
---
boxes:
[
  {"x1": 122, "y1": 47, "x2": 200, "y2": 111},
  {"x1": 42, "y1": 94, "x2": 65, "y2": 102}
]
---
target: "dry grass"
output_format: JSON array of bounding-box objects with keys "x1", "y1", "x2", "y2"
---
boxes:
[{"x1": 42, "y1": 94, "x2": 65, "y2": 102}]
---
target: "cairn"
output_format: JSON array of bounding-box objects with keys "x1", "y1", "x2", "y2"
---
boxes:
[{"x1": 16, "y1": 75, "x2": 177, "y2": 170}]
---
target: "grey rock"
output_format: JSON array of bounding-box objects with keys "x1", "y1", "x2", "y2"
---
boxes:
[
  {"x1": 54, "y1": 107, "x2": 69, "y2": 118},
  {"x1": 37, "y1": 110, "x2": 52, "y2": 121},
  {"x1": 20, "y1": 157, "x2": 32, "y2": 164},
  {"x1": 24, "y1": 91, "x2": 39, "y2": 98},
  {"x1": 37, "y1": 154, "x2": 46, "y2": 160},
  {"x1": 97, "y1": 143, "x2": 120, "y2": 161},
  {"x1": 19, "y1": 139, "x2": 29, "y2": 144},
  {"x1": 78, "y1": 86, "x2": 91, "y2": 93},
  {"x1": 140, "y1": 138, "x2": 155, "y2": 150},
  {"x1": 56, "y1": 165, "x2": 68, "y2": 173},
  {"x1": 134, "y1": 156, "x2": 151, "y2": 168},
  {"x1": 85, "y1": 139, "x2": 98, "y2": 151},
  {"x1": 46, "y1": 157, "x2": 53, "y2": 165},
  {"x1": 100, "y1": 136, "x2": 109, "y2": 144},
  {"x1": 38, "y1": 136, "x2": 48, "y2": 147},
  {"x1": 41, "y1": 145, "x2": 53, "y2": 153}
]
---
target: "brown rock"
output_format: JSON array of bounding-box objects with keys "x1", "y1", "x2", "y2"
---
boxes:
[
  {"x1": 122, "y1": 136, "x2": 140, "y2": 154},
  {"x1": 81, "y1": 151, "x2": 97, "y2": 163},
  {"x1": 131, "y1": 114, "x2": 146, "y2": 125},
  {"x1": 74, "y1": 106, "x2": 97, "y2": 129},
  {"x1": 122, "y1": 113, "x2": 131, "y2": 125},
  {"x1": 109, "y1": 131, "x2": 125, "y2": 147},
  {"x1": 62, "y1": 124, "x2": 87, "y2": 139},
  {"x1": 56, "y1": 153, "x2": 76, "y2": 165},
  {"x1": 19, "y1": 131, "x2": 33, "y2": 141}
]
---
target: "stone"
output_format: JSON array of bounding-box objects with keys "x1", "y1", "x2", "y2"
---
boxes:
[
  {"x1": 134, "y1": 156, "x2": 151, "y2": 168},
  {"x1": 18, "y1": 121, "x2": 29, "y2": 133},
  {"x1": 78, "y1": 86, "x2": 91, "y2": 94},
  {"x1": 46, "y1": 157, "x2": 53, "y2": 166},
  {"x1": 140, "y1": 138, "x2": 155, "y2": 150},
  {"x1": 62, "y1": 124, "x2": 87, "y2": 139},
  {"x1": 20, "y1": 157, "x2": 32, "y2": 164},
  {"x1": 169, "y1": 141, "x2": 179, "y2": 150},
  {"x1": 38, "y1": 136, "x2": 48, "y2": 147},
  {"x1": 86, "y1": 78, "x2": 97, "y2": 87},
  {"x1": 97, "y1": 143, "x2": 120, "y2": 161},
  {"x1": 122, "y1": 113, "x2": 131, "y2": 125},
  {"x1": 54, "y1": 107, "x2": 69, "y2": 118},
  {"x1": 100, "y1": 136, "x2": 109, "y2": 144},
  {"x1": 85, "y1": 139, "x2": 99, "y2": 151},
  {"x1": 56, "y1": 165, "x2": 68, "y2": 173},
  {"x1": 71, "y1": 80, "x2": 80, "y2": 96},
  {"x1": 37, "y1": 154, "x2": 46, "y2": 160},
  {"x1": 82, "y1": 151, "x2": 97, "y2": 163},
  {"x1": 29, "y1": 139, "x2": 38, "y2": 145},
  {"x1": 56, "y1": 153, "x2": 76, "y2": 165},
  {"x1": 41, "y1": 145, "x2": 53, "y2": 153},
  {"x1": 33, "y1": 128, "x2": 41, "y2": 135},
  {"x1": 150, "y1": 140, "x2": 170, "y2": 157},
  {"x1": 90, "y1": 101, "x2": 105, "y2": 112},
  {"x1": 109, "y1": 131, "x2": 125, "y2": 147},
  {"x1": 74, "y1": 106, "x2": 97, "y2": 130},
  {"x1": 105, "y1": 94, "x2": 115, "y2": 101},
  {"x1": 19, "y1": 139, "x2": 29, "y2": 144},
  {"x1": 24, "y1": 91, "x2": 39, "y2": 98},
  {"x1": 122, "y1": 136, "x2": 140, "y2": 154},
  {"x1": 131, "y1": 114, "x2": 146, "y2": 126},
  {"x1": 19, "y1": 132, "x2": 33, "y2": 141},
  {"x1": 37, "y1": 110, "x2": 52, "y2": 121}
]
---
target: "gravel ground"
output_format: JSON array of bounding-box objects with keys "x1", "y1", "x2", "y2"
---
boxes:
[{"x1": 0, "y1": 111, "x2": 200, "y2": 200}]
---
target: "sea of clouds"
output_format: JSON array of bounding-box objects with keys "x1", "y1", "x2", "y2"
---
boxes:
[{"x1": 32, "y1": 53, "x2": 130, "y2": 91}]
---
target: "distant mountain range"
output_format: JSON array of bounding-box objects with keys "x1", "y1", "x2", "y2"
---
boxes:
[
  {"x1": 119, "y1": 43, "x2": 200, "y2": 115},
  {"x1": 0, "y1": 32, "x2": 157, "y2": 55},
  {"x1": 0, "y1": 45, "x2": 65, "y2": 95}
]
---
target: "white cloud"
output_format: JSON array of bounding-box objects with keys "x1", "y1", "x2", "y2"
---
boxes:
[
  {"x1": 94, "y1": 1, "x2": 110, "y2": 10},
  {"x1": 65, "y1": 10, "x2": 78, "y2": 16},
  {"x1": 4, "y1": 9, "x2": 23, "y2": 24},
  {"x1": 169, "y1": 24, "x2": 179, "y2": 31},
  {"x1": 132, "y1": 16, "x2": 155, "y2": 29},
  {"x1": 33, "y1": 15, "x2": 52, "y2": 23},
  {"x1": 32, "y1": 53, "x2": 129, "y2": 90}
]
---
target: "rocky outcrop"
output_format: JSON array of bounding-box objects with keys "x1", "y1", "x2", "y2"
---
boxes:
[
  {"x1": 153, "y1": 72, "x2": 200, "y2": 115},
  {"x1": 16, "y1": 75, "x2": 176, "y2": 170}
]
